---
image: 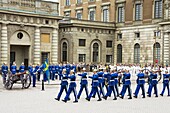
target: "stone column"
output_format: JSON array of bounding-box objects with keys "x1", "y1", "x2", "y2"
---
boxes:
[
  {"x1": 51, "y1": 28, "x2": 58, "y2": 64},
  {"x1": 1, "y1": 23, "x2": 8, "y2": 65},
  {"x1": 163, "y1": 32, "x2": 169, "y2": 65},
  {"x1": 34, "y1": 26, "x2": 41, "y2": 64}
]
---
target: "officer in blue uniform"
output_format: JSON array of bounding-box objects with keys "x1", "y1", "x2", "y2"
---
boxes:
[
  {"x1": 86, "y1": 69, "x2": 102, "y2": 101},
  {"x1": 103, "y1": 68, "x2": 109, "y2": 93},
  {"x1": 35, "y1": 64, "x2": 40, "y2": 81},
  {"x1": 19, "y1": 62, "x2": 25, "y2": 88},
  {"x1": 103, "y1": 68, "x2": 117, "y2": 100},
  {"x1": 77, "y1": 68, "x2": 89, "y2": 99},
  {"x1": 71, "y1": 63, "x2": 77, "y2": 73},
  {"x1": 113, "y1": 69, "x2": 119, "y2": 97},
  {"x1": 51, "y1": 64, "x2": 56, "y2": 80},
  {"x1": 62, "y1": 70, "x2": 78, "y2": 103},
  {"x1": 11, "y1": 62, "x2": 17, "y2": 75},
  {"x1": 58, "y1": 63, "x2": 63, "y2": 80},
  {"x1": 31, "y1": 65, "x2": 37, "y2": 87},
  {"x1": 55, "y1": 69, "x2": 68, "y2": 101},
  {"x1": 66, "y1": 62, "x2": 71, "y2": 75},
  {"x1": 148, "y1": 70, "x2": 158, "y2": 97},
  {"x1": 49, "y1": 64, "x2": 52, "y2": 80},
  {"x1": 120, "y1": 69, "x2": 132, "y2": 99},
  {"x1": 160, "y1": 70, "x2": 170, "y2": 96},
  {"x1": 97, "y1": 68, "x2": 105, "y2": 97},
  {"x1": 55, "y1": 64, "x2": 59, "y2": 79},
  {"x1": 133, "y1": 68, "x2": 145, "y2": 98},
  {"x1": 1, "y1": 62, "x2": 8, "y2": 84}
]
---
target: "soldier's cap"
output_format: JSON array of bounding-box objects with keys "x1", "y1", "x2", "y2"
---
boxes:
[
  {"x1": 63, "y1": 68, "x2": 66, "y2": 71},
  {"x1": 165, "y1": 70, "x2": 168, "y2": 72},
  {"x1": 93, "y1": 69, "x2": 97, "y2": 72},
  {"x1": 83, "y1": 68, "x2": 86, "y2": 70}
]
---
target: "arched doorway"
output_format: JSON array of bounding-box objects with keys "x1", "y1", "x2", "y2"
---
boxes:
[
  {"x1": 153, "y1": 42, "x2": 160, "y2": 64},
  {"x1": 92, "y1": 42, "x2": 99, "y2": 62},
  {"x1": 134, "y1": 43, "x2": 140, "y2": 63},
  {"x1": 117, "y1": 44, "x2": 122, "y2": 63},
  {"x1": 62, "y1": 42, "x2": 68, "y2": 62},
  {"x1": 10, "y1": 31, "x2": 31, "y2": 69}
]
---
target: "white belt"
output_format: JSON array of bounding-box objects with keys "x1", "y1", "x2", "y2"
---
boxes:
[
  {"x1": 21, "y1": 69, "x2": 24, "y2": 70},
  {"x1": 115, "y1": 78, "x2": 118, "y2": 80},
  {"x1": 110, "y1": 80, "x2": 115, "y2": 82},
  {"x1": 82, "y1": 78, "x2": 87, "y2": 80},
  {"x1": 93, "y1": 80, "x2": 98, "y2": 82},
  {"x1": 164, "y1": 78, "x2": 169, "y2": 80},
  {"x1": 139, "y1": 78, "x2": 145, "y2": 80},
  {"x1": 98, "y1": 77, "x2": 103, "y2": 79},
  {"x1": 62, "y1": 79, "x2": 67, "y2": 81},
  {"x1": 152, "y1": 79, "x2": 157, "y2": 80},
  {"x1": 4, "y1": 70, "x2": 7, "y2": 71},
  {"x1": 55, "y1": 74, "x2": 58, "y2": 75},
  {"x1": 12, "y1": 69, "x2": 15, "y2": 71},
  {"x1": 125, "y1": 79, "x2": 130, "y2": 81},
  {"x1": 70, "y1": 81, "x2": 75, "y2": 83}
]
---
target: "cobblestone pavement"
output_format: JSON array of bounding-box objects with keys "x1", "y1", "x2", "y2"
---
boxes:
[{"x1": 0, "y1": 75, "x2": 170, "y2": 113}]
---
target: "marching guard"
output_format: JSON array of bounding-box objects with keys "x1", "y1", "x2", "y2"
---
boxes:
[
  {"x1": 77, "y1": 68, "x2": 89, "y2": 99},
  {"x1": 55, "y1": 69, "x2": 68, "y2": 101},
  {"x1": 86, "y1": 69, "x2": 102, "y2": 101},
  {"x1": 62, "y1": 70, "x2": 78, "y2": 103},
  {"x1": 160, "y1": 70, "x2": 170, "y2": 96},
  {"x1": 133, "y1": 68, "x2": 145, "y2": 98}
]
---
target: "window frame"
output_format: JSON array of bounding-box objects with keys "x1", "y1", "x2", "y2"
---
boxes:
[{"x1": 79, "y1": 39, "x2": 86, "y2": 46}]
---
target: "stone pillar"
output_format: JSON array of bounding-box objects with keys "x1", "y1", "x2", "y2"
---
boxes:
[
  {"x1": 164, "y1": 0, "x2": 169, "y2": 20},
  {"x1": 34, "y1": 26, "x2": 41, "y2": 64},
  {"x1": 1, "y1": 23, "x2": 8, "y2": 65},
  {"x1": 51, "y1": 28, "x2": 58, "y2": 64},
  {"x1": 163, "y1": 32, "x2": 169, "y2": 65}
]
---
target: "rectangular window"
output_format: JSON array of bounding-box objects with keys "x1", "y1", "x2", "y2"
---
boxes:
[
  {"x1": 77, "y1": 12, "x2": 82, "y2": 19},
  {"x1": 79, "y1": 39, "x2": 86, "y2": 46},
  {"x1": 66, "y1": 0, "x2": 70, "y2": 6},
  {"x1": 77, "y1": 0, "x2": 82, "y2": 4},
  {"x1": 79, "y1": 54, "x2": 86, "y2": 62},
  {"x1": 154, "y1": 31, "x2": 161, "y2": 37},
  {"x1": 103, "y1": 9, "x2": 109, "y2": 22},
  {"x1": 117, "y1": 33, "x2": 122, "y2": 41},
  {"x1": 118, "y1": 7, "x2": 124, "y2": 23},
  {"x1": 41, "y1": 52, "x2": 49, "y2": 64},
  {"x1": 64, "y1": 11, "x2": 71, "y2": 17},
  {"x1": 135, "y1": 4, "x2": 142, "y2": 21},
  {"x1": 41, "y1": 33, "x2": 50, "y2": 43},
  {"x1": 106, "y1": 55, "x2": 112, "y2": 63},
  {"x1": 155, "y1": 0, "x2": 162, "y2": 18},
  {"x1": 106, "y1": 41, "x2": 112, "y2": 48},
  {"x1": 135, "y1": 32, "x2": 140, "y2": 39},
  {"x1": 89, "y1": 10, "x2": 95, "y2": 21}
]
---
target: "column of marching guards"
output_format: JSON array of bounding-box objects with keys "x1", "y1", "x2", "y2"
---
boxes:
[
  {"x1": 1, "y1": 63, "x2": 170, "y2": 103},
  {"x1": 53, "y1": 66, "x2": 170, "y2": 103}
]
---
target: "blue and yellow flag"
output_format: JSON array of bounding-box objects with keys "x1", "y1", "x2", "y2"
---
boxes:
[
  {"x1": 44, "y1": 58, "x2": 49, "y2": 72},
  {"x1": 43, "y1": 58, "x2": 50, "y2": 82}
]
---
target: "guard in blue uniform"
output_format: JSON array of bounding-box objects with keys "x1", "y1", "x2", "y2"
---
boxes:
[
  {"x1": 55, "y1": 69, "x2": 68, "y2": 101},
  {"x1": 120, "y1": 69, "x2": 132, "y2": 99},
  {"x1": 103, "y1": 68, "x2": 117, "y2": 100},
  {"x1": 31, "y1": 65, "x2": 37, "y2": 87},
  {"x1": 19, "y1": 62, "x2": 25, "y2": 88},
  {"x1": 77, "y1": 68, "x2": 89, "y2": 99},
  {"x1": 133, "y1": 69, "x2": 145, "y2": 98},
  {"x1": 97, "y1": 68, "x2": 105, "y2": 97},
  {"x1": 55, "y1": 64, "x2": 59, "y2": 79},
  {"x1": 35, "y1": 64, "x2": 40, "y2": 81},
  {"x1": 58, "y1": 64, "x2": 63, "y2": 80},
  {"x1": 86, "y1": 69, "x2": 102, "y2": 101},
  {"x1": 113, "y1": 69, "x2": 119, "y2": 97},
  {"x1": 51, "y1": 64, "x2": 56, "y2": 80},
  {"x1": 148, "y1": 70, "x2": 158, "y2": 97},
  {"x1": 103, "y1": 68, "x2": 109, "y2": 92},
  {"x1": 71, "y1": 63, "x2": 77, "y2": 73},
  {"x1": 11, "y1": 62, "x2": 17, "y2": 75},
  {"x1": 66, "y1": 63, "x2": 71, "y2": 75},
  {"x1": 160, "y1": 70, "x2": 170, "y2": 96},
  {"x1": 49, "y1": 64, "x2": 52, "y2": 80},
  {"x1": 1, "y1": 62, "x2": 8, "y2": 84},
  {"x1": 62, "y1": 70, "x2": 78, "y2": 103}
]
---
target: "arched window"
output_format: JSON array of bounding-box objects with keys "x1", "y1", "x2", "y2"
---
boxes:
[
  {"x1": 93, "y1": 43, "x2": 99, "y2": 62},
  {"x1": 62, "y1": 42, "x2": 67, "y2": 62},
  {"x1": 153, "y1": 42, "x2": 160, "y2": 64},
  {"x1": 117, "y1": 44, "x2": 122, "y2": 63},
  {"x1": 134, "y1": 43, "x2": 140, "y2": 63}
]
